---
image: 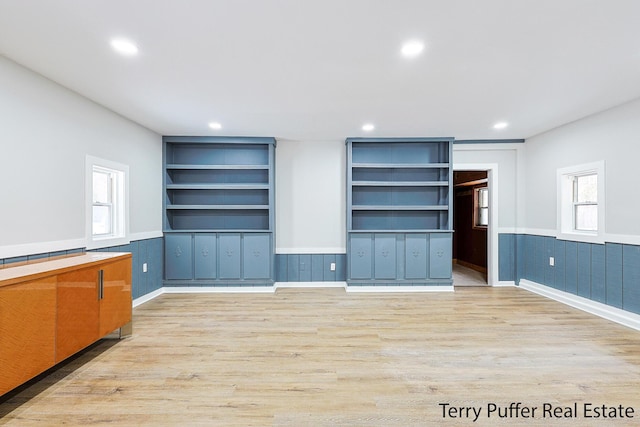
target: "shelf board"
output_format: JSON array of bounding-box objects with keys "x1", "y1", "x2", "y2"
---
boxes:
[
  {"x1": 351, "y1": 205, "x2": 448, "y2": 211},
  {"x1": 164, "y1": 229, "x2": 273, "y2": 233},
  {"x1": 166, "y1": 184, "x2": 269, "y2": 190},
  {"x1": 351, "y1": 163, "x2": 449, "y2": 169},
  {"x1": 351, "y1": 181, "x2": 448, "y2": 187},
  {"x1": 348, "y1": 229, "x2": 454, "y2": 233},
  {"x1": 166, "y1": 164, "x2": 269, "y2": 170},
  {"x1": 166, "y1": 205, "x2": 270, "y2": 210}
]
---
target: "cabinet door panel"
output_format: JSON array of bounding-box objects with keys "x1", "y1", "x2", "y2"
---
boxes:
[
  {"x1": 99, "y1": 258, "x2": 132, "y2": 336},
  {"x1": 165, "y1": 234, "x2": 193, "y2": 280},
  {"x1": 430, "y1": 234, "x2": 452, "y2": 279},
  {"x1": 243, "y1": 234, "x2": 271, "y2": 279},
  {"x1": 350, "y1": 234, "x2": 372, "y2": 279},
  {"x1": 56, "y1": 267, "x2": 100, "y2": 362},
  {"x1": 194, "y1": 234, "x2": 217, "y2": 279},
  {"x1": 219, "y1": 234, "x2": 241, "y2": 279},
  {"x1": 0, "y1": 277, "x2": 56, "y2": 395},
  {"x1": 374, "y1": 234, "x2": 397, "y2": 279},
  {"x1": 405, "y1": 234, "x2": 428, "y2": 279}
]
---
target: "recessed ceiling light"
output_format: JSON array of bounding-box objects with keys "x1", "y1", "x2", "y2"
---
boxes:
[
  {"x1": 401, "y1": 40, "x2": 425, "y2": 58},
  {"x1": 208, "y1": 122, "x2": 222, "y2": 130},
  {"x1": 110, "y1": 38, "x2": 138, "y2": 56},
  {"x1": 493, "y1": 121, "x2": 509, "y2": 130},
  {"x1": 362, "y1": 123, "x2": 375, "y2": 132}
]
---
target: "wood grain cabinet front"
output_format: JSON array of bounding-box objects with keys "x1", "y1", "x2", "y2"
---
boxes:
[
  {"x1": 0, "y1": 253, "x2": 132, "y2": 396},
  {"x1": 0, "y1": 277, "x2": 57, "y2": 395}
]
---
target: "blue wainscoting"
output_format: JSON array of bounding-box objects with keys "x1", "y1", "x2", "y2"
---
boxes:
[
  {"x1": 275, "y1": 254, "x2": 346, "y2": 282},
  {"x1": 1, "y1": 238, "x2": 162, "y2": 301},
  {"x1": 498, "y1": 233, "x2": 640, "y2": 315}
]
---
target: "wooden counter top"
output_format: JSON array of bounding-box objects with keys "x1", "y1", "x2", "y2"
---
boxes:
[{"x1": 0, "y1": 252, "x2": 131, "y2": 288}]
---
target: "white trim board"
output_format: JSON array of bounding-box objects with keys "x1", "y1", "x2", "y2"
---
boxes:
[
  {"x1": 519, "y1": 279, "x2": 640, "y2": 331},
  {"x1": 276, "y1": 248, "x2": 346, "y2": 254},
  {"x1": 275, "y1": 281, "x2": 346, "y2": 289}
]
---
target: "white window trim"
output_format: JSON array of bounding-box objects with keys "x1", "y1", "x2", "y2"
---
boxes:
[
  {"x1": 557, "y1": 160, "x2": 605, "y2": 244},
  {"x1": 86, "y1": 155, "x2": 130, "y2": 250}
]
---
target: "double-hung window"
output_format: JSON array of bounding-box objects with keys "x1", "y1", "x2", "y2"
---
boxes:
[
  {"x1": 557, "y1": 161, "x2": 605, "y2": 243},
  {"x1": 474, "y1": 187, "x2": 489, "y2": 228},
  {"x1": 86, "y1": 156, "x2": 129, "y2": 249}
]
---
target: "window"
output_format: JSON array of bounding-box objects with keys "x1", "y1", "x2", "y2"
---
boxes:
[
  {"x1": 474, "y1": 187, "x2": 489, "y2": 227},
  {"x1": 557, "y1": 161, "x2": 605, "y2": 243},
  {"x1": 86, "y1": 156, "x2": 129, "y2": 249}
]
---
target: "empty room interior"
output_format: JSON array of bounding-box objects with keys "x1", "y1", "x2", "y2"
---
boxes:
[{"x1": 2, "y1": 1, "x2": 640, "y2": 425}]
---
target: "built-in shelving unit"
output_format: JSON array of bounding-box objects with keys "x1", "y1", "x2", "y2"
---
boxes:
[
  {"x1": 163, "y1": 136, "x2": 276, "y2": 286},
  {"x1": 346, "y1": 138, "x2": 453, "y2": 286}
]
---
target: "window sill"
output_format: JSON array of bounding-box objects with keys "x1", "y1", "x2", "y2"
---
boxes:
[{"x1": 557, "y1": 231, "x2": 604, "y2": 245}]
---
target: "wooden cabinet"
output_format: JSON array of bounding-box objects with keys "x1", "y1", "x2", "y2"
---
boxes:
[
  {"x1": 0, "y1": 253, "x2": 131, "y2": 396},
  {"x1": 346, "y1": 138, "x2": 453, "y2": 286},
  {"x1": 163, "y1": 136, "x2": 276, "y2": 287}
]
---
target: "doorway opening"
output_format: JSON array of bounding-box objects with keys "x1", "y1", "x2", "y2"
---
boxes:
[{"x1": 453, "y1": 171, "x2": 488, "y2": 286}]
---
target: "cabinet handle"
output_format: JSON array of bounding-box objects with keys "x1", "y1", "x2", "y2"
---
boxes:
[{"x1": 98, "y1": 269, "x2": 104, "y2": 300}]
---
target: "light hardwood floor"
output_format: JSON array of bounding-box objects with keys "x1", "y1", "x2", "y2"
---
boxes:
[{"x1": 2, "y1": 287, "x2": 640, "y2": 426}]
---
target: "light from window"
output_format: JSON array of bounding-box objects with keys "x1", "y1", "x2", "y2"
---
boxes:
[
  {"x1": 573, "y1": 174, "x2": 597, "y2": 231},
  {"x1": 475, "y1": 187, "x2": 489, "y2": 227}
]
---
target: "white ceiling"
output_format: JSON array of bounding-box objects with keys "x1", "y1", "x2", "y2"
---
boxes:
[{"x1": 1, "y1": 0, "x2": 640, "y2": 141}]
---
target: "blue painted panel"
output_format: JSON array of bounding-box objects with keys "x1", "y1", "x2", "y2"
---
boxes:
[
  {"x1": 564, "y1": 241, "x2": 578, "y2": 295},
  {"x1": 194, "y1": 234, "x2": 217, "y2": 279},
  {"x1": 350, "y1": 234, "x2": 372, "y2": 279},
  {"x1": 243, "y1": 234, "x2": 271, "y2": 279},
  {"x1": 311, "y1": 255, "x2": 324, "y2": 281},
  {"x1": 298, "y1": 254, "x2": 312, "y2": 282},
  {"x1": 165, "y1": 234, "x2": 193, "y2": 280},
  {"x1": 544, "y1": 237, "x2": 555, "y2": 287},
  {"x1": 335, "y1": 254, "x2": 346, "y2": 281},
  {"x1": 498, "y1": 234, "x2": 515, "y2": 282},
  {"x1": 275, "y1": 254, "x2": 288, "y2": 282},
  {"x1": 623, "y1": 245, "x2": 640, "y2": 314},
  {"x1": 591, "y1": 244, "x2": 606, "y2": 304},
  {"x1": 323, "y1": 255, "x2": 336, "y2": 281},
  {"x1": 606, "y1": 243, "x2": 623, "y2": 308},
  {"x1": 27, "y1": 253, "x2": 47, "y2": 261},
  {"x1": 49, "y1": 251, "x2": 67, "y2": 258},
  {"x1": 5, "y1": 256, "x2": 27, "y2": 265},
  {"x1": 429, "y1": 234, "x2": 452, "y2": 279},
  {"x1": 374, "y1": 234, "x2": 397, "y2": 279},
  {"x1": 534, "y1": 236, "x2": 546, "y2": 284},
  {"x1": 554, "y1": 240, "x2": 566, "y2": 292},
  {"x1": 577, "y1": 243, "x2": 591, "y2": 298},
  {"x1": 523, "y1": 235, "x2": 534, "y2": 281},
  {"x1": 219, "y1": 234, "x2": 241, "y2": 279},
  {"x1": 515, "y1": 234, "x2": 525, "y2": 283},
  {"x1": 405, "y1": 234, "x2": 428, "y2": 279},
  {"x1": 129, "y1": 240, "x2": 142, "y2": 299},
  {"x1": 287, "y1": 254, "x2": 300, "y2": 282},
  {"x1": 149, "y1": 238, "x2": 163, "y2": 293}
]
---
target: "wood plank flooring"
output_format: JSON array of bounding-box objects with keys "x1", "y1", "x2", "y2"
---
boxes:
[{"x1": 2, "y1": 286, "x2": 640, "y2": 426}]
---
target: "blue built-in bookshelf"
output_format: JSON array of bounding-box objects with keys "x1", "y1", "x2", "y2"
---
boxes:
[
  {"x1": 163, "y1": 136, "x2": 276, "y2": 286},
  {"x1": 346, "y1": 138, "x2": 454, "y2": 286}
]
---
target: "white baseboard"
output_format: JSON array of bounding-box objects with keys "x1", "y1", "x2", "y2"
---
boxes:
[
  {"x1": 519, "y1": 279, "x2": 640, "y2": 331},
  {"x1": 346, "y1": 285, "x2": 454, "y2": 293},
  {"x1": 495, "y1": 281, "x2": 516, "y2": 287},
  {"x1": 275, "y1": 281, "x2": 347, "y2": 289},
  {"x1": 132, "y1": 288, "x2": 164, "y2": 308},
  {"x1": 163, "y1": 286, "x2": 276, "y2": 294}
]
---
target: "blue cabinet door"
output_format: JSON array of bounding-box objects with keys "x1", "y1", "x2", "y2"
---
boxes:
[
  {"x1": 350, "y1": 234, "x2": 372, "y2": 279},
  {"x1": 405, "y1": 234, "x2": 428, "y2": 279},
  {"x1": 243, "y1": 234, "x2": 271, "y2": 279},
  {"x1": 165, "y1": 234, "x2": 193, "y2": 280},
  {"x1": 429, "y1": 233, "x2": 452, "y2": 279},
  {"x1": 374, "y1": 234, "x2": 396, "y2": 279},
  {"x1": 219, "y1": 234, "x2": 241, "y2": 279},
  {"x1": 194, "y1": 234, "x2": 217, "y2": 279}
]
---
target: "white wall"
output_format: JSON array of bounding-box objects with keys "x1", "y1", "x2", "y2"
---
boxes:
[
  {"x1": 453, "y1": 145, "x2": 520, "y2": 231},
  {"x1": 275, "y1": 139, "x2": 346, "y2": 253},
  {"x1": 0, "y1": 57, "x2": 162, "y2": 258},
  {"x1": 523, "y1": 97, "x2": 640, "y2": 241}
]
